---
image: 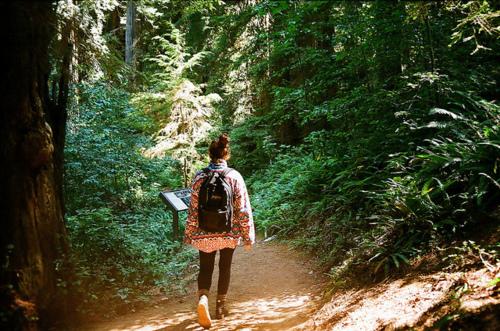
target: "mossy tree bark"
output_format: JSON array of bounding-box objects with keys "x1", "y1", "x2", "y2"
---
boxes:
[{"x1": 0, "y1": 2, "x2": 69, "y2": 330}]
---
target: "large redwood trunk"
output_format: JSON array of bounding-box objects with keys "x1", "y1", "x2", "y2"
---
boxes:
[{"x1": 0, "y1": 2, "x2": 69, "y2": 330}]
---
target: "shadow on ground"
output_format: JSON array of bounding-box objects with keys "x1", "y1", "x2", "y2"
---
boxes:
[{"x1": 77, "y1": 242, "x2": 325, "y2": 331}]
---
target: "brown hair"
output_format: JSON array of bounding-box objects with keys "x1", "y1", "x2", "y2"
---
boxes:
[{"x1": 209, "y1": 133, "x2": 231, "y2": 161}]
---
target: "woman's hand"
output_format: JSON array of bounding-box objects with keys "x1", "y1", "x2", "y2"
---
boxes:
[{"x1": 244, "y1": 244, "x2": 252, "y2": 251}]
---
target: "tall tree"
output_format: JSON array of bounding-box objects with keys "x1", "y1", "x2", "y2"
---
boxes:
[
  {"x1": 0, "y1": 2, "x2": 69, "y2": 329},
  {"x1": 372, "y1": 0, "x2": 405, "y2": 89},
  {"x1": 125, "y1": 0, "x2": 136, "y2": 68}
]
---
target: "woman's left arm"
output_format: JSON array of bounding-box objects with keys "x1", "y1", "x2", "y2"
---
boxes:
[{"x1": 233, "y1": 175, "x2": 255, "y2": 245}]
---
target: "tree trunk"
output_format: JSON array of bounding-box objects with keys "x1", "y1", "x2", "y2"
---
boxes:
[
  {"x1": 425, "y1": 10, "x2": 436, "y2": 72},
  {"x1": 0, "y1": 2, "x2": 69, "y2": 330},
  {"x1": 51, "y1": 4, "x2": 74, "y2": 215},
  {"x1": 373, "y1": 0, "x2": 404, "y2": 90},
  {"x1": 125, "y1": 0, "x2": 136, "y2": 67}
]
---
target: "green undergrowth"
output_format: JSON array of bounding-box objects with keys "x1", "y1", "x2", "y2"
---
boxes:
[
  {"x1": 59, "y1": 0, "x2": 500, "y2": 320},
  {"x1": 198, "y1": 0, "x2": 500, "y2": 288},
  {"x1": 63, "y1": 83, "x2": 196, "y2": 318},
  {"x1": 247, "y1": 77, "x2": 499, "y2": 283}
]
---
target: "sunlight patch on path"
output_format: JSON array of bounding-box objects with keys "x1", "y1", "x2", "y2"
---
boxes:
[
  {"x1": 78, "y1": 242, "x2": 325, "y2": 331},
  {"x1": 296, "y1": 273, "x2": 463, "y2": 331},
  {"x1": 212, "y1": 294, "x2": 314, "y2": 330},
  {"x1": 102, "y1": 293, "x2": 316, "y2": 331}
]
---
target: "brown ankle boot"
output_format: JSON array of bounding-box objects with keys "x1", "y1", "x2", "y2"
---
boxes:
[
  {"x1": 197, "y1": 289, "x2": 211, "y2": 328},
  {"x1": 215, "y1": 294, "x2": 228, "y2": 319},
  {"x1": 197, "y1": 289, "x2": 210, "y2": 299}
]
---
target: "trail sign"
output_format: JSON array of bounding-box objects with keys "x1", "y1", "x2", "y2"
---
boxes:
[
  {"x1": 159, "y1": 188, "x2": 191, "y2": 240},
  {"x1": 160, "y1": 189, "x2": 191, "y2": 211}
]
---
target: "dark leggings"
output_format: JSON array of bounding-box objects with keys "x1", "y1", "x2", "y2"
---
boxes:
[{"x1": 198, "y1": 248, "x2": 235, "y2": 295}]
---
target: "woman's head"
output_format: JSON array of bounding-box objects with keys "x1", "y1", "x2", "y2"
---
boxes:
[{"x1": 209, "y1": 133, "x2": 231, "y2": 162}]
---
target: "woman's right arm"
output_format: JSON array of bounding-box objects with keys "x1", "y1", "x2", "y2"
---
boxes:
[{"x1": 184, "y1": 175, "x2": 203, "y2": 244}]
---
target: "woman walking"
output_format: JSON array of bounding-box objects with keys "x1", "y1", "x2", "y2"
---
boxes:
[{"x1": 184, "y1": 133, "x2": 255, "y2": 329}]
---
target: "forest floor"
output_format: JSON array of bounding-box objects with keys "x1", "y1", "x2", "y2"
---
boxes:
[
  {"x1": 296, "y1": 265, "x2": 499, "y2": 330},
  {"x1": 76, "y1": 240, "x2": 499, "y2": 331},
  {"x1": 77, "y1": 240, "x2": 327, "y2": 331}
]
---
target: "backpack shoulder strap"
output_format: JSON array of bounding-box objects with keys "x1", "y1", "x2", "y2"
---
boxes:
[{"x1": 221, "y1": 167, "x2": 233, "y2": 177}]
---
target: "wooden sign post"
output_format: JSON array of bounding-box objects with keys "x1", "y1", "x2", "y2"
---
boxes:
[{"x1": 159, "y1": 188, "x2": 191, "y2": 240}]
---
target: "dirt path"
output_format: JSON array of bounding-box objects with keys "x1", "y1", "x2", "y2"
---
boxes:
[
  {"x1": 295, "y1": 265, "x2": 499, "y2": 331},
  {"x1": 75, "y1": 241, "x2": 499, "y2": 331},
  {"x1": 78, "y1": 241, "x2": 326, "y2": 331}
]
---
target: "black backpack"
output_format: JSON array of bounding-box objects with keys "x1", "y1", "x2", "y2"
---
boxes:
[{"x1": 198, "y1": 168, "x2": 234, "y2": 233}]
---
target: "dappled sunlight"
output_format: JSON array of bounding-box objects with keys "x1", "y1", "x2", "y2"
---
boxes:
[
  {"x1": 211, "y1": 294, "x2": 314, "y2": 330},
  {"x1": 330, "y1": 280, "x2": 454, "y2": 330},
  {"x1": 302, "y1": 273, "x2": 463, "y2": 331},
  {"x1": 97, "y1": 307, "x2": 195, "y2": 331},
  {"x1": 105, "y1": 311, "x2": 193, "y2": 331},
  {"x1": 90, "y1": 293, "x2": 316, "y2": 331},
  {"x1": 77, "y1": 242, "x2": 324, "y2": 331}
]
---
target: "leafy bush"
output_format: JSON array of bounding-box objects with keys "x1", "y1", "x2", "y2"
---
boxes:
[
  {"x1": 247, "y1": 75, "x2": 499, "y2": 278},
  {"x1": 60, "y1": 1, "x2": 500, "y2": 312},
  {"x1": 64, "y1": 83, "x2": 195, "y2": 317}
]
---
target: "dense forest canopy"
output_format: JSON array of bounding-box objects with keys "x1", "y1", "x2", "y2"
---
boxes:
[{"x1": 1, "y1": 0, "x2": 499, "y2": 329}]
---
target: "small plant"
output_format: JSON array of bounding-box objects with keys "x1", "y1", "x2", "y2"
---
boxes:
[
  {"x1": 370, "y1": 252, "x2": 411, "y2": 277},
  {"x1": 444, "y1": 240, "x2": 499, "y2": 271}
]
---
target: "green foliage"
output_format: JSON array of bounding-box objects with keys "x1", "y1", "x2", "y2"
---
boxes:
[
  {"x1": 212, "y1": 0, "x2": 499, "y2": 279},
  {"x1": 54, "y1": 0, "x2": 123, "y2": 82},
  {"x1": 60, "y1": 0, "x2": 499, "y2": 313},
  {"x1": 65, "y1": 83, "x2": 180, "y2": 212},
  {"x1": 447, "y1": 0, "x2": 500, "y2": 54},
  {"x1": 64, "y1": 83, "x2": 195, "y2": 316},
  {"x1": 138, "y1": 22, "x2": 223, "y2": 181}
]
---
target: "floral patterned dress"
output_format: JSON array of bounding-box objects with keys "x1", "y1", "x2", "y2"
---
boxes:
[{"x1": 183, "y1": 160, "x2": 255, "y2": 253}]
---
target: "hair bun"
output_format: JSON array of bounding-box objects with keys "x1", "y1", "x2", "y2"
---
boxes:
[
  {"x1": 218, "y1": 133, "x2": 229, "y2": 147},
  {"x1": 209, "y1": 133, "x2": 231, "y2": 161}
]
